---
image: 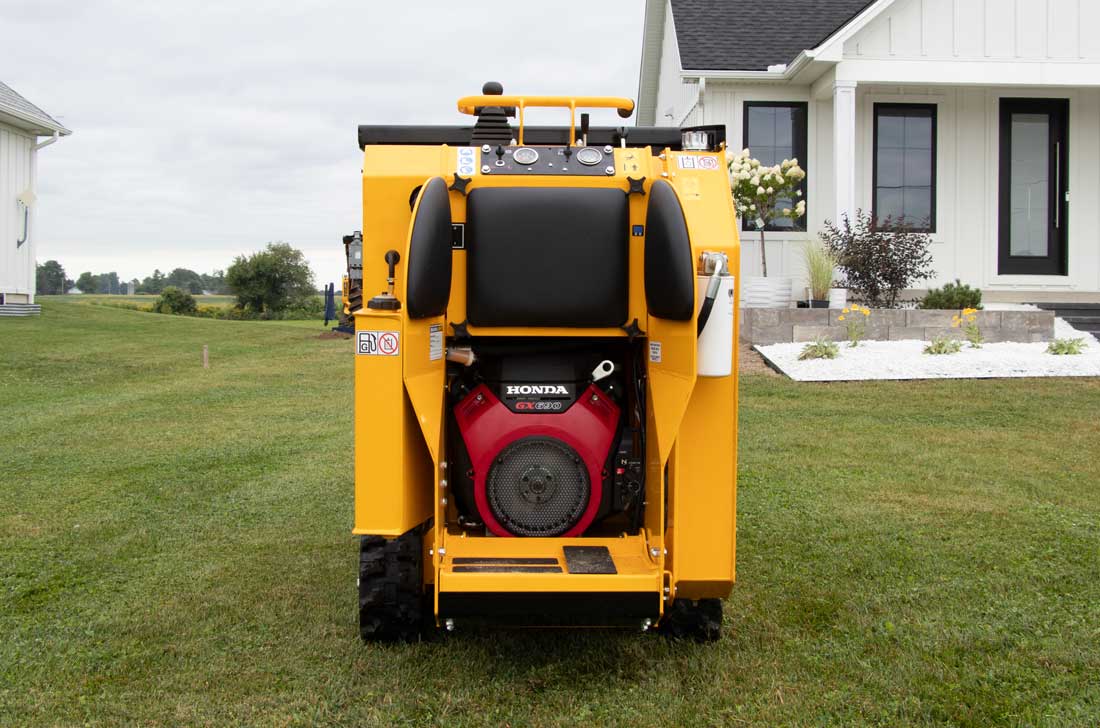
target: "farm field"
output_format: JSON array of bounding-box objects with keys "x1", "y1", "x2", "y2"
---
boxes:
[
  {"x1": 57, "y1": 293, "x2": 238, "y2": 307},
  {"x1": 2, "y1": 300, "x2": 1099, "y2": 726}
]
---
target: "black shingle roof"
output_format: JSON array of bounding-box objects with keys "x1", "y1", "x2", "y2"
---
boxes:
[{"x1": 671, "y1": 0, "x2": 876, "y2": 71}]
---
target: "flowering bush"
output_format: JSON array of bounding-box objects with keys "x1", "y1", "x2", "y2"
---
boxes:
[
  {"x1": 837, "y1": 304, "x2": 871, "y2": 347},
  {"x1": 728, "y1": 149, "x2": 806, "y2": 277},
  {"x1": 951, "y1": 308, "x2": 983, "y2": 348}
]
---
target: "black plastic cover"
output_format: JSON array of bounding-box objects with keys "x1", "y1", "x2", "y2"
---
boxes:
[
  {"x1": 644, "y1": 180, "x2": 694, "y2": 321},
  {"x1": 406, "y1": 177, "x2": 453, "y2": 319},
  {"x1": 466, "y1": 187, "x2": 629, "y2": 328}
]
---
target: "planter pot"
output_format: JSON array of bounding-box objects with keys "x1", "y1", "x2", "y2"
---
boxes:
[
  {"x1": 809, "y1": 299, "x2": 829, "y2": 309},
  {"x1": 828, "y1": 288, "x2": 848, "y2": 309},
  {"x1": 744, "y1": 276, "x2": 793, "y2": 308}
]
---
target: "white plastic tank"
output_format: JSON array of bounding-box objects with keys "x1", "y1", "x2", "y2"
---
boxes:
[{"x1": 696, "y1": 253, "x2": 735, "y2": 377}]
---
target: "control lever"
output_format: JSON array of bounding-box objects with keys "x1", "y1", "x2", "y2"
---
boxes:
[
  {"x1": 368, "y1": 249, "x2": 402, "y2": 311},
  {"x1": 580, "y1": 113, "x2": 590, "y2": 146}
]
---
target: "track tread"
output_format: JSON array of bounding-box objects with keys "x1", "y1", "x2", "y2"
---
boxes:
[
  {"x1": 658, "y1": 597, "x2": 723, "y2": 642},
  {"x1": 358, "y1": 529, "x2": 424, "y2": 642}
]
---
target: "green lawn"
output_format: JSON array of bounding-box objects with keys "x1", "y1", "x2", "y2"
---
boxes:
[{"x1": 2, "y1": 301, "x2": 1099, "y2": 726}]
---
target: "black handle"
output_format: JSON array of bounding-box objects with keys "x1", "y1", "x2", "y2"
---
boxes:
[{"x1": 384, "y1": 249, "x2": 400, "y2": 279}]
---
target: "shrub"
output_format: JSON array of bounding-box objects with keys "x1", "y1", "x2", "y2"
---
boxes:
[
  {"x1": 798, "y1": 337, "x2": 839, "y2": 360},
  {"x1": 152, "y1": 286, "x2": 197, "y2": 315},
  {"x1": 226, "y1": 242, "x2": 316, "y2": 314},
  {"x1": 1047, "y1": 338, "x2": 1087, "y2": 355},
  {"x1": 819, "y1": 210, "x2": 935, "y2": 308},
  {"x1": 923, "y1": 335, "x2": 962, "y2": 355},
  {"x1": 920, "y1": 279, "x2": 983, "y2": 310}
]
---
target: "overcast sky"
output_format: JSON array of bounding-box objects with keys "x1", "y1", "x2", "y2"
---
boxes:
[{"x1": 4, "y1": 0, "x2": 645, "y2": 285}]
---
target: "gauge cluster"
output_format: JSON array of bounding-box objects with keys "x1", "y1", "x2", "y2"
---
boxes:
[{"x1": 476, "y1": 144, "x2": 617, "y2": 176}]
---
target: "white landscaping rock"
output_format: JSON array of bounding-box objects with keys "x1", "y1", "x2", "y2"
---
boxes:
[{"x1": 755, "y1": 318, "x2": 1100, "y2": 382}]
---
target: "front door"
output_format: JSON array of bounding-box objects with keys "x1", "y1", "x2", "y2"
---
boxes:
[{"x1": 998, "y1": 99, "x2": 1068, "y2": 275}]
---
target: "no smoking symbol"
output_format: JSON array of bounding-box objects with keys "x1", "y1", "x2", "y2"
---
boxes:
[{"x1": 378, "y1": 332, "x2": 399, "y2": 355}]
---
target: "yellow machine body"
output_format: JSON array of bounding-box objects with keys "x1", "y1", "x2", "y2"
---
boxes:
[{"x1": 351, "y1": 90, "x2": 739, "y2": 634}]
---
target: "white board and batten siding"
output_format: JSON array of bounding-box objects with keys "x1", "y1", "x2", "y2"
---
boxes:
[
  {"x1": 653, "y1": 0, "x2": 1100, "y2": 294},
  {"x1": 0, "y1": 121, "x2": 37, "y2": 304}
]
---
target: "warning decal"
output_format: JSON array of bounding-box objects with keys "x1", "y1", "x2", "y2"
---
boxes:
[
  {"x1": 649, "y1": 341, "x2": 662, "y2": 363},
  {"x1": 697, "y1": 155, "x2": 719, "y2": 170},
  {"x1": 357, "y1": 330, "x2": 400, "y2": 356},
  {"x1": 677, "y1": 156, "x2": 696, "y2": 169},
  {"x1": 429, "y1": 324, "x2": 443, "y2": 361}
]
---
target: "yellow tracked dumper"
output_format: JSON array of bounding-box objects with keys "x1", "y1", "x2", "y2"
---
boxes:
[{"x1": 349, "y1": 83, "x2": 739, "y2": 641}]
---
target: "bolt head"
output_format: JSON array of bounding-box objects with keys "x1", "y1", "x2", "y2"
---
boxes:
[
  {"x1": 481, "y1": 165, "x2": 491, "y2": 173},
  {"x1": 604, "y1": 165, "x2": 615, "y2": 175},
  {"x1": 445, "y1": 618, "x2": 455, "y2": 632},
  {"x1": 650, "y1": 548, "x2": 660, "y2": 557},
  {"x1": 438, "y1": 548, "x2": 446, "y2": 556}
]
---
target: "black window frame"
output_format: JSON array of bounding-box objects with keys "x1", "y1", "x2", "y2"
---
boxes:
[
  {"x1": 741, "y1": 101, "x2": 808, "y2": 233},
  {"x1": 872, "y1": 103, "x2": 937, "y2": 233}
]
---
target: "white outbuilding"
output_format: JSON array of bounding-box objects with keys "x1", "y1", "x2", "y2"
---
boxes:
[{"x1": 1, "y1": 81, "x2": 70, "y2": 316}]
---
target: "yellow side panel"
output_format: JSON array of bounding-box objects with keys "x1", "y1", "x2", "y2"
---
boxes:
[
  {"x1": 353, "y1": 310, "x2": 434, "y2": 536},
  {"x1": 662, "y1": 149, "x2": 741, "y2": 600}
]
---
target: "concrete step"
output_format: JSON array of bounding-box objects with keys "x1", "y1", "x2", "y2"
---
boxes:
[{"x1": 1061, "y1": 316, "x2": 1100, "y2": 334}]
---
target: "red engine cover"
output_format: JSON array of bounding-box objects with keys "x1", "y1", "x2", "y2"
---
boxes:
[{"x1": 453, "y1": 383, "x2": 620, "y2": 537}]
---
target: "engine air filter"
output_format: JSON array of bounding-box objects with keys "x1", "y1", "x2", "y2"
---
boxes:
[{"x1": 487, "y1": 437, "x2": 589, "y2": 537}]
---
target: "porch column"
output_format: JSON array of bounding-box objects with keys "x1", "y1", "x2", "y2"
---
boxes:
[{"x1": 832, "y1": 80, "x2": 857, "y2": 225}]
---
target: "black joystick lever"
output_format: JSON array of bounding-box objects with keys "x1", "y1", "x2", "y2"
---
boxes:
[
  {"x1": 368, "y1": 249, "x2": 402, "y2": 311},
  {"x1": 384, "y1": 249, "x2": 400, "y2": 281}
]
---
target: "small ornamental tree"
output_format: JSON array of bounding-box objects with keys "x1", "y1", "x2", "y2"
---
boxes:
[
  {"x1": 819, "y1": 210, "x2": 934, "y2": 308},
  {"x1": 728, "y1": 149, "x2": 806, "y2": 277}
]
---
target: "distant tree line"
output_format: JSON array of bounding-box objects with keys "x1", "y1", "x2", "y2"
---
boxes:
[{"x1": 36, "y1": 242, "x2": 316, "y2": 317}]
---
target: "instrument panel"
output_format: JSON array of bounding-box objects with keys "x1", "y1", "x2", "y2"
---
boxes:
[{"x1": 475, "y1": 144, "x2": 617, "y2": 176}]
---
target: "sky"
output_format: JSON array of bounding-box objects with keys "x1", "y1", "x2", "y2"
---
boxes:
[{"x1": 3, "y1": 0, "x2": 646, "y2": 286}]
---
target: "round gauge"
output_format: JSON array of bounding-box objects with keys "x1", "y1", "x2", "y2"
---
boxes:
[
  {"x1": 576, "y1": 147, "x2": 603, "y2": 166},
  {"x1": 513, "y1": 147, "x2": 539, "y2": 165}
]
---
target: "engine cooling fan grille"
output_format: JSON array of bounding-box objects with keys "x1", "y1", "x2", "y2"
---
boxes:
[{"x1": 486, "y1": 436, "x2": 590, "y2": 536}]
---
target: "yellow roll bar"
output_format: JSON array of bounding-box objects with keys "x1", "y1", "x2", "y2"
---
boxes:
[{"x1": 455, "y1": 95, "x2": 636, "y2": 146}]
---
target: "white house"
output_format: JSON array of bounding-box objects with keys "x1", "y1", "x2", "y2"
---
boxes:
[
  {"x1": 0, "y1": 81, "x2": 70, "y2": 315},
  {"x1": 638, "y1": 0, "x2": 1100, "y2": 302}
]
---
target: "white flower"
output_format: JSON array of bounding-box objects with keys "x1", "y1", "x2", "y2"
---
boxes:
[
  {"x1": 750, "y1": 176, "x2": 760, "y2": 186},
  {"x1": 781, "y1": 159, "x2": 792, "y2": 169},
  {"x1": 781, "y1": 208, "x2": 791, "y2": 217},
  {"x1": 749, "y1": 204, "x2": 756, "y2": 211},
  {"x1": 757, "y1": 186, "x2": 766, "y2": 195},
  {"x1": 796, "y1": 190, "x2": 803, "y2": 197},
  {"x1": 742, "y1": 148, "x2": 750, "y2": 156},
  {"x1": 795, "y1": 200, "x2": 806, "y2": 216},
  {"x1": 766, "y1": 187, "x2": 774, "y2": 194}
]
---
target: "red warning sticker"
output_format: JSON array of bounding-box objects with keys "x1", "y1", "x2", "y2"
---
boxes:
[{"x1": 697, "y1": 155, "x2": 719, "y2": 170}]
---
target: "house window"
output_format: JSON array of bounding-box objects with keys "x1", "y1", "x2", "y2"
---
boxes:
[
  {"x1": 742, "y1": 102, "x2": 807, "y2": 231},
  {"x1": 873, "y1": 104, "x2": 936, "y2": 232}
]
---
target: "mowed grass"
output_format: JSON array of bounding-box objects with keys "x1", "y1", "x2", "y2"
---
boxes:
[{"x1": 2, "y1": 300, "x2": 1099, "y2": 726}]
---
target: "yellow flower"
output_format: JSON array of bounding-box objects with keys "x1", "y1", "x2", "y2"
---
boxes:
[
  {"x1": 862, "y1": 309, "x2": 870, "y2": 317},
  {"x1": 842, "y1": 307, "x2": 850, "y2": 314},
  {"x1": 837, "y1": 315, "x2": 845, "y2": 321}
]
